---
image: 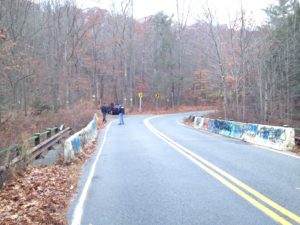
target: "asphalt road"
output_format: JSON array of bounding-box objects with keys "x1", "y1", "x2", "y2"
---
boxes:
[{"x1": 68, "y1": 113, "x2": 300, "y2": 225}]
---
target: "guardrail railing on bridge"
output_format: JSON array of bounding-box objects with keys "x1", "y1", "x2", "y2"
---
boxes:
[
  {"x1": 0, "y1": 125, "x2": 71, "y2": 171},
  {"x1": 1, "y1": 114, "x2": 99, "y2": 188}
]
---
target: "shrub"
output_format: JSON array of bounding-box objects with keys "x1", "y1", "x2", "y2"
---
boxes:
[{"x1": 31, "y1": 99, "x2": 51, "y2": 115}]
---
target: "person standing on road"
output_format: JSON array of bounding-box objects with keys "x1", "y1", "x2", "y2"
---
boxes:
[
  {"x1": 101, "y1": 103, "x2": 108, "y2": 123},
  {"x1": 118, "y1": 105, "x2": 125, "y2": 125}
]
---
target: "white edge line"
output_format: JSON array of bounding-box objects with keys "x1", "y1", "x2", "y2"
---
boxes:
[
  {"x1": 253, "y1": 145, "x2": 300, "y2": 159},
  {"x1": 176, "y1": 120, "x2": 185, "y2": 126},
  {"x1": 176, "y1": 120, "x2": 300, "y2": 160},
  {"x1": 71, "y1": 121, "x2": 112, "y2": 225}
]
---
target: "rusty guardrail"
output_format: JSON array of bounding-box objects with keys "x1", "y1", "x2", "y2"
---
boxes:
[
  {"x1": 10, "y1": 127, "x2": 71, "y2": 166},
  {"x1": 0, "y1": 125, "x2": 71, "y2": 171}
]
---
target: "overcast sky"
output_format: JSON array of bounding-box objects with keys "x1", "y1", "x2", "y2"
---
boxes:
[{"x1": 76, "y1": 0, "x2": 276, "y2": 25}]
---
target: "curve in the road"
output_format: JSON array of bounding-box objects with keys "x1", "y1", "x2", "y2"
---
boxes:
[
  {"x1": 144, "y1": 116, "x2": 300, "y2": 225},
  {"x1": 176, "y1": 119, "x2": 300, "y2": 160}
]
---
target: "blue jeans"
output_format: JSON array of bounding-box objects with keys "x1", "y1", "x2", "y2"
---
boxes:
[{"x1": 119, "y1": 113, "x2": 124, "y2": 125}]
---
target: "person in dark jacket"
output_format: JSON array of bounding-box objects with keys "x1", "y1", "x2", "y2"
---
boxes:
[
  {"x1": 118, "y1": 105, "x2": 125, "y2": 125},
  {"x1": 101, "y1": 104, "x2": 108, "y2": 123}
]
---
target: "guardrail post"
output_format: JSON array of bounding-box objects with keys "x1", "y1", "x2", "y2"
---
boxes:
[
  {"x1": 53, "y1": 127, "x2": 58, "y2": 134},
  {"x1": 59, "y1": 124, "x2": 65, "y2": 131},
  {"x1": 46, "y1": 128, "x2": 52, "y2": 138},
  {"x1": 33, "y1": 133, "x2": 40, "y2": 146}
]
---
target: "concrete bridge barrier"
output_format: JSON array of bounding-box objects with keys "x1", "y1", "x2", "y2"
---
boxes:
[
  {"x1": 193, "y1": 117, "x2": 295, "y2": 151},
  {"x1": 64, "y1": 114, "x2": 98, "y2": 161}
]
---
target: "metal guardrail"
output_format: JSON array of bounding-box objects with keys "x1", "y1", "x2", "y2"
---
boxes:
[
  {"x1": 10, "y1": 127, "x2": 71, "y2": 165},
  {"x1": 0, "y1": 126, "x2": 63, "y2": 157},
  {"x1": 0, "y1": 125, "x2": 71, "y2": 171}
]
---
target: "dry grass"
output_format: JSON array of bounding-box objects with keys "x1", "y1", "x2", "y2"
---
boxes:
[{"x1": 0, "y1": 101, "x2": 98, "y2": 149}]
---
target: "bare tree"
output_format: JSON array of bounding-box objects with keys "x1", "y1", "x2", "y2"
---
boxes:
[{"x1": 203, "y1": 6, "x2": 228, "y2": 119}]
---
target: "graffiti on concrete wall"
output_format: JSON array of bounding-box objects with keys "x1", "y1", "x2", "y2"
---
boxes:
[
  {"x1": 203, "y1": 118, "x2": 210, "y2": 130},
  {"x1": 195, "y1": 117, "x2": 202, "y2": 127},
  {"x1": 257, "y1": 127, "x2": 286, "y2": 143},
  {"x1": 230, "y1": 122, "x2": 245, "y2": 138},
  {"x1": 64, "y1": 114, "x2": 98, "y2": 162},
  {"x1": 192, "y1": 116, "x2": 295, "y2": 151},
  {"x1": 242, "y1": 124, "x2": 258, "y2": 141},
  {"x1": 71, "y1": 137, "x2": 81, "y2": 153}
]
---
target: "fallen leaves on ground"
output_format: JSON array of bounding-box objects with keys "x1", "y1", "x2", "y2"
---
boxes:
[
  {"x1": 83, "y1": 141, "x2": 97, "y2": 156},
  {"x1": 0, "y1": 162, "x2": 83, "y2": 225},
  {"x1": 0, "y1": 140, "x2": 101, "y2": 225}
]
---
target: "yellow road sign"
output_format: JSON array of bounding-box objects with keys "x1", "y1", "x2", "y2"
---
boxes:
[{"x1": 138, "y1": 92, "x2": 143, "y2": 98}]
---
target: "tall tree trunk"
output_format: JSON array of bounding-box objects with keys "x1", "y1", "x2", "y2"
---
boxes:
[{"x1": 206, "y1": 7, "x2": 228, "y2": 119}]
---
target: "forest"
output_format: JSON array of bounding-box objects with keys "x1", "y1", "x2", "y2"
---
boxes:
[{"x1": 0, "y1": 0, "x2": 299, "y2": 147}]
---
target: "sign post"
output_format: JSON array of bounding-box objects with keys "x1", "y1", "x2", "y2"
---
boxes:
[
  {"x1": 138, "y1": 92, "x2": 143, "y2": 113},
  {"x1": 155, "y1": 92, "x2": 160, "y2": 111}
]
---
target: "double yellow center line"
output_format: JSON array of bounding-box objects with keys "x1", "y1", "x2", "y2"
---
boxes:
[{"x1": 144, "y1": 117, "x2": 300, "y2": 225}]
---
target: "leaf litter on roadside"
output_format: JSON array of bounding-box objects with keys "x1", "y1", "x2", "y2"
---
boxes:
[{"x1": 0, "y1": 140, "x2": 98, "y2": 225}]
